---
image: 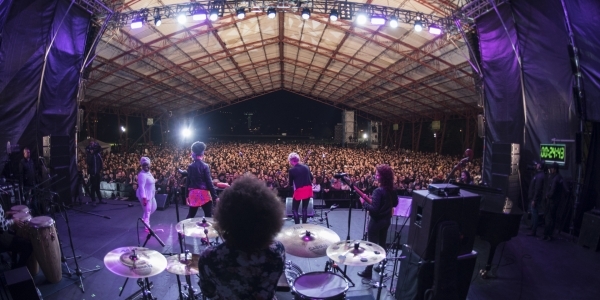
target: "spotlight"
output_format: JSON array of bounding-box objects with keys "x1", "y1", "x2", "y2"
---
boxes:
[
  {"x1": 193, "y1": 9, "x2": 207, "y2": 21},
  {"x1": 414, "y1": 20, "x2": 423, "y2": 32},
  {"x1": 181, "y1": 128, "x2": 191, "y2": 138},
  {"x1": 301, "y1": 8, "x2": 310, "y2": 20},
  {"x1": 267, "y1": 7, "x2": 276, "y2": 19},
  {"x1": 329, "y1": 9, "x2": 338, "y2": 21},
  {"x1": 370, "y1": 15, "x2": 386, "y2": 25},
  {"x1": 356, "y1": 12, "x2": 367, "y2": 25},
  {"x1": 131, "y1": 18, "x2": 143, "y2": 29},
  {"x1": 389, "y1": 16, "x2": 398, "y2": 28},
  {"x1": 237, "y1": 8, "x2": 245, "y2": 19},
  {"x1": 120, "y1": 126, "x2": 126, "y2": 132},
  {"x1": 428, "y1": 24, "x2": 442, "y2": 35},
  {"x1": 209, "y1": 8, "x2": 219, "y2": 21},
  {"x1": 363, "y1": 133, "x2": 368, "y2": 139},
  {"x1": 177, "y1": 14, "x2": 187, "y2": 24},
  {"x1": 154, "y1": 15, "x2": 161, "y2": 27}
]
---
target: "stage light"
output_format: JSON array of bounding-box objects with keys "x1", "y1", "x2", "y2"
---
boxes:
[
  {"x1": 370, "y1": 15, "x2": 386, "y2": 25},
  {"x1": 120, "y1": 126, "x2": 126, "y2": 132},
  {"x1": 131, "y1": 18, "x2": 143, "y2": 29},
  {"x1": 389, "y1": 16, "x2": 398, "y2": 28},
  {"x1": 428, "y1": 24, "x2": 442, "y2": 35},
  {"x1": 329, "y1": 9, "x2": 338, "y2": 21},
  {"x1": 193, "y1": 9, "x2": 207, "y2": 21},
  {"x1": 301, "y1": 8, "x2": 310, "y2": 20},
  {"x1": 182, "y1": 128, "x2": 191, "y2": 138},
  {"x1": 267, "y1": 7, "x2": 276, "y2": 19},
  {"x1": 177, "y1": 14, "x2": 187, "y2": 24},
  {"x1": 363, "y1": 133, "x2": 368, "y2": 139},
  {"x1": 356, "y1": 12, "x2": 367, "y2": 25},
  {"x1": 414, "y1": 20, "x2": 423, "y2": 32},
  {"x1": 154, "y1": 15, "x2": 162, "y2": 27},
  {"x1": 209, "y1": 8, "x2": 219, "y2": 21},
  {"x1": 237, "y1": 8, "x2": 245, "y2": 19}
]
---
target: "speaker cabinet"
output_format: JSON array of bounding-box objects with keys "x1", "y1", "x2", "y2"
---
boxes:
[
  {"x1": 407, "y1": 190, "x2": 480, "y2": 260},
  {"x1": 579, "y1": 212, "x2": 600, "y2": 251},
  {"x1": 395, "y1": 245, "x2": 477, "y2": 300},
  {"x1": 285, "y1": 198, "x2": 315, "y2": 217},
  {"x1": 156, "y1": 194, "x2": 169, "y2": 211},
  {"x1": 52, "y1": 166, "x2": 72, "y2": 205},
  {"x1": 386, "y1": 217, "x2": 410, "y2": 249},
  {"x1": 491, "y1": 143, "x2": 520, "y2": 176},
  {"x1": 3, "y1": 267, "x2": 42, "y2": 300}
]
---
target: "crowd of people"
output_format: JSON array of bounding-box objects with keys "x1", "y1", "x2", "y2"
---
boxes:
[{"x1": 76, "y1": 141, "x2": 482, "y2": 203}]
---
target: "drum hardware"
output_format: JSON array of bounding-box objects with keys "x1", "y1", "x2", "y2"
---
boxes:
[
  {"x1": 374, "y1": 259, "x2": 388, "y2": 300},
  {"x1": 324, "y1": 259, "x2": 355, "y2": 288},
  {"x1": 292, "y1": 271, "x2": 349, "y2": 300},
  {"x1": 139, "y1": 218, "x2": 166, "y2": 247},
  {"x1": 326, "y1": 240, "x2": 387, "y2": 267},
  {"x1": 275, "y1": 224, "x2": 341, "y2": 258},
  {"x1": 176, "y1": 217, "x2": 220, "y2": 240},
  {"x1": 333, "y1": 174, "x2": 358, "y2": 276},
  {"x1": 165, "y1": 250, "x2": 204, "y2": 300}
]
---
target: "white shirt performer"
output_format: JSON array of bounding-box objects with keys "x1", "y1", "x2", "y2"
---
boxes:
[{"x1": 136, "y1": 157, "x2": 157, "y2": 229}]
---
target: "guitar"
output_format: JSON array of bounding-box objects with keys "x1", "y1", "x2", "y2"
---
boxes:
[{"x1": 352, "y1": 184, "x2": 394, "y2": 217}]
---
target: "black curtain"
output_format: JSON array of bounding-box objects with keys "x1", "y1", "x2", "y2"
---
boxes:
[{"x1": 0, "y1": 0, "x2": 91, "y2": 202}]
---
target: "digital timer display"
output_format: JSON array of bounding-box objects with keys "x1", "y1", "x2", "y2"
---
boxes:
[{"x1": 540, "y1": 144, "x2": 566, "y2": 166}]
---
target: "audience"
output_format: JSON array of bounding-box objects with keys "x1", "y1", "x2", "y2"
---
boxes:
[{"x1": 76, "y1": 142, "x2": 482, "y2": 199}]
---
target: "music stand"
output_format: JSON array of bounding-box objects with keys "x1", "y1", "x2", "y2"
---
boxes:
[{"x1": 388, "y1": 196, "x2": 411, "y2": 296}]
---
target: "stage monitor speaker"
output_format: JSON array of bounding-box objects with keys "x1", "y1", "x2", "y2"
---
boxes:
[
  {"x1": 285, "y1": 197, "x2": 315, "y2": 217},
  {"x1": 578, "y1": 212, "x2": 600, "y2": 251},
  {"x1": 3, "y1": 267, "x2": 42, "y2": 300},
  {"x1": 156, "y1": 194, "x2": 169, "y2": 211},
  {"x1": 407, "y1": 190, "x2": 480, "y2": 260},
  {"x1": 386, "y1": 216, "x2": 410, "y2": 249},
  {"x1": 395, "y1": 245, "x2": 477, "y2": 300}
]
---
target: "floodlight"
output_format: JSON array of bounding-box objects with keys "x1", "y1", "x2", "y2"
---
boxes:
[
  {"x1": 120, "y1": 126, "x2": 126, "y2": 132},
  {"x1": 329, "y1": 9, "x2": 338, "y2": 21},
  {"x1": 209, "y1": 8, "x2": 219, "y2": 21},
  {"x1": 414, "y1": 20, "x2": 423, "y2": 32},
  {"x1": 177, "y1": 14, "x2": 187, "y2": 24},
  {"x1": 182, "y1": 128, "x2": 191, "y2": 138},
  {"x1": 131, "y1": 18, "x2": 143, "y2": 29},
  {"x1": 154, "y1": 15, "x2": 161, "y2": 27},
  {"x1": 370, "y1": 15, "x2": 386, "y2": 25},
  {"x1": 356, "y1": 12, "x2": 367, "y2": 25},
  {"x1": 389, "y1": 16, "x2": 398, "y2": 28},
  {"x1": 267, "y1": 7, "x2": 276, "y2": 19},
  {"x1": 363, "y1": 133, "x2": 368, "y2": 139},
  {"x1": 428, "y1": 24, "x2": 442, "y2": 35},
  {"x1": 301, "y1": 8, "x2": 310, "y2": 20},
  {"x1": 193, "y1": 10, "x2": 207, "y2": 21},
  {"x1": 237, "y1": 8, "x2": 246, "y2": 19}
]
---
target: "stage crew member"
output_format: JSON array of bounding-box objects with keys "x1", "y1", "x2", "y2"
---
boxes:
[
  {"x1": 288, "y1": 152, "x2": 313, "y2": 224},
  {"x1": 197, "y1": 174, "x2": 285, "y2": 300},
  {"x1": 85, "y1": 140, "x2": 106, "y2": 206},
  {"x1": 137, "y1": 157, "x2": 157, "y2": 229},
  {"x1": 186, "y1": 141, "x2": 218, "y2": 219},
  {"x1": 357, "y1": 164, "x2": 398, "y2": 279}
]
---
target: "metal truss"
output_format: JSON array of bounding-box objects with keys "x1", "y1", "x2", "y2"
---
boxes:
[{"x1": 73, "y1": 0, "x2": 113, "y2": 16}]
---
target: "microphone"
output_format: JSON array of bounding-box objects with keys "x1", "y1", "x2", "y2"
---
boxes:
[
  {"x1": 330, "y1": 204, "x2": 338, "y2": 211},
  {"x1": 139, "y1": 218, "x2": 165, "y2": 247},
  {"x1": 333, "y1": 173, "x2": 347, "y2": 179}
]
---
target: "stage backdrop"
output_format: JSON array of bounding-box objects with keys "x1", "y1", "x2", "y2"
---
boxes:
[
  {"x1": 0, "y1": 0, "x2": 91, "y2": 202},
  {"x1": 477, "y1": 0, "x2": 600, "y2": 233}
]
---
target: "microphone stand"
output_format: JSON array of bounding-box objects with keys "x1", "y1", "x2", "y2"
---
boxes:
[
  {"x1": 338, "y1": 176, "x2": 355, "y2": 275},
  {"x1": 445, "y1": 158, "x2": 468, "y2": 183}
]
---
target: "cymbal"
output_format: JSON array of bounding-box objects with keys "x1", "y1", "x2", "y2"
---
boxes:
[
  {"x1": 326, "y1": 240, "x2": 386, "y2": 267},
  {"x1": 104, "y1": 247, "x2": 167, "y2": 278},
  {"x1": 276, "y1": 224, "x2": 340, "y2": 258},
  {"x1": 165, "y1": 253, "x2": 200, "y2": 276},
  {"x1": 176, "y1": 217, "x2": 220, "y2": 239}
]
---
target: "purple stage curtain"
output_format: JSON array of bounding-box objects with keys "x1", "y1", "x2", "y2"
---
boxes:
[{"x1": 0, "y1": 0, "x2": 90, "y2": 203}]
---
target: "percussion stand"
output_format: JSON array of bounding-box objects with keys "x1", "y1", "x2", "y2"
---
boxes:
[{"x1": 324, "y1": 259, "x2": 356, "y2": 287}]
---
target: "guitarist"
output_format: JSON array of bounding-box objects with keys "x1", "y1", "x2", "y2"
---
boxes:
[
  {"x1": 288, "y1": 152, "x2": 313, "y2": 224},
  {"x1": 356, "y1": 164, "x2": 398, "y2": 279}
]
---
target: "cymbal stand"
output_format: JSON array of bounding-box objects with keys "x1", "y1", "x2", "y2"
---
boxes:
[
  {"x1": 119, "y1": 225, "x2": 155, "y2": 298},
  {"x1": 339, "y1": 176, "x2": 356, "y2": 275},
  {"x1": 374, "y1": 259, "x2": 388, "y2": 300},
  {"x1": 324, "y1": 260, "x2": 355, "y2": 288}
]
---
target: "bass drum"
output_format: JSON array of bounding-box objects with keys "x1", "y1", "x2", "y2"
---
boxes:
[{"x1": 292, "y1": 272, "x2": 348, "y2": 300}]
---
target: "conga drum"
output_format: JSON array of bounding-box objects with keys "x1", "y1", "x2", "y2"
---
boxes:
[
  {"x1": 12, "y1": 212, "x2": 39, "y2": 276},
  {"x1": 10, "y1": 205, "x2": 29, "y2": 215},
  {"x1": 29, "y1": 216, "x2": 62, "y2": 283}
]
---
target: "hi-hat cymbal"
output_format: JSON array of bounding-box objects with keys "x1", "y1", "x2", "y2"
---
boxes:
[
  {"x1": 104, "y1": 247, "x2": 167, "y2": 278},
  {"x1": 326, "y1": 240, "x2": 386, "y2": 267},
  {"x1": 276, "y1": 224, "x2": 340, "y2": 258},
  {"x1": 176, "y1": 217, "x2": 220, "y2": 239},
  {"x1": 166, "y1": 253, "x2": 200, "y2": 276}
]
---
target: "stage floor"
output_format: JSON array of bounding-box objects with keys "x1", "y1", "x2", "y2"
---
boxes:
[{"x1": 3, "y1": 196, "x2": 599, "y2": 300}]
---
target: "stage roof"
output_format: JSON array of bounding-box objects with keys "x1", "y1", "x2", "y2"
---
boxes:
[{"x1": 83, "y1": 0, "x2": 484, "y2": 122}]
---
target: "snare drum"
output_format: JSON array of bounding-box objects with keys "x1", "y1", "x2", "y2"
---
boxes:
[
  {"x1": 292, "y1": 272, "x2": 348, "y2": 300},
  {"x1": 29, "y1": 216, "x2": 62, "y2": 283}
]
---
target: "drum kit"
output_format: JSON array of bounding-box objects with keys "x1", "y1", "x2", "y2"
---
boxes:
[{"x1": 275, "y1": 224, "x2": 389, "y2": 300}]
